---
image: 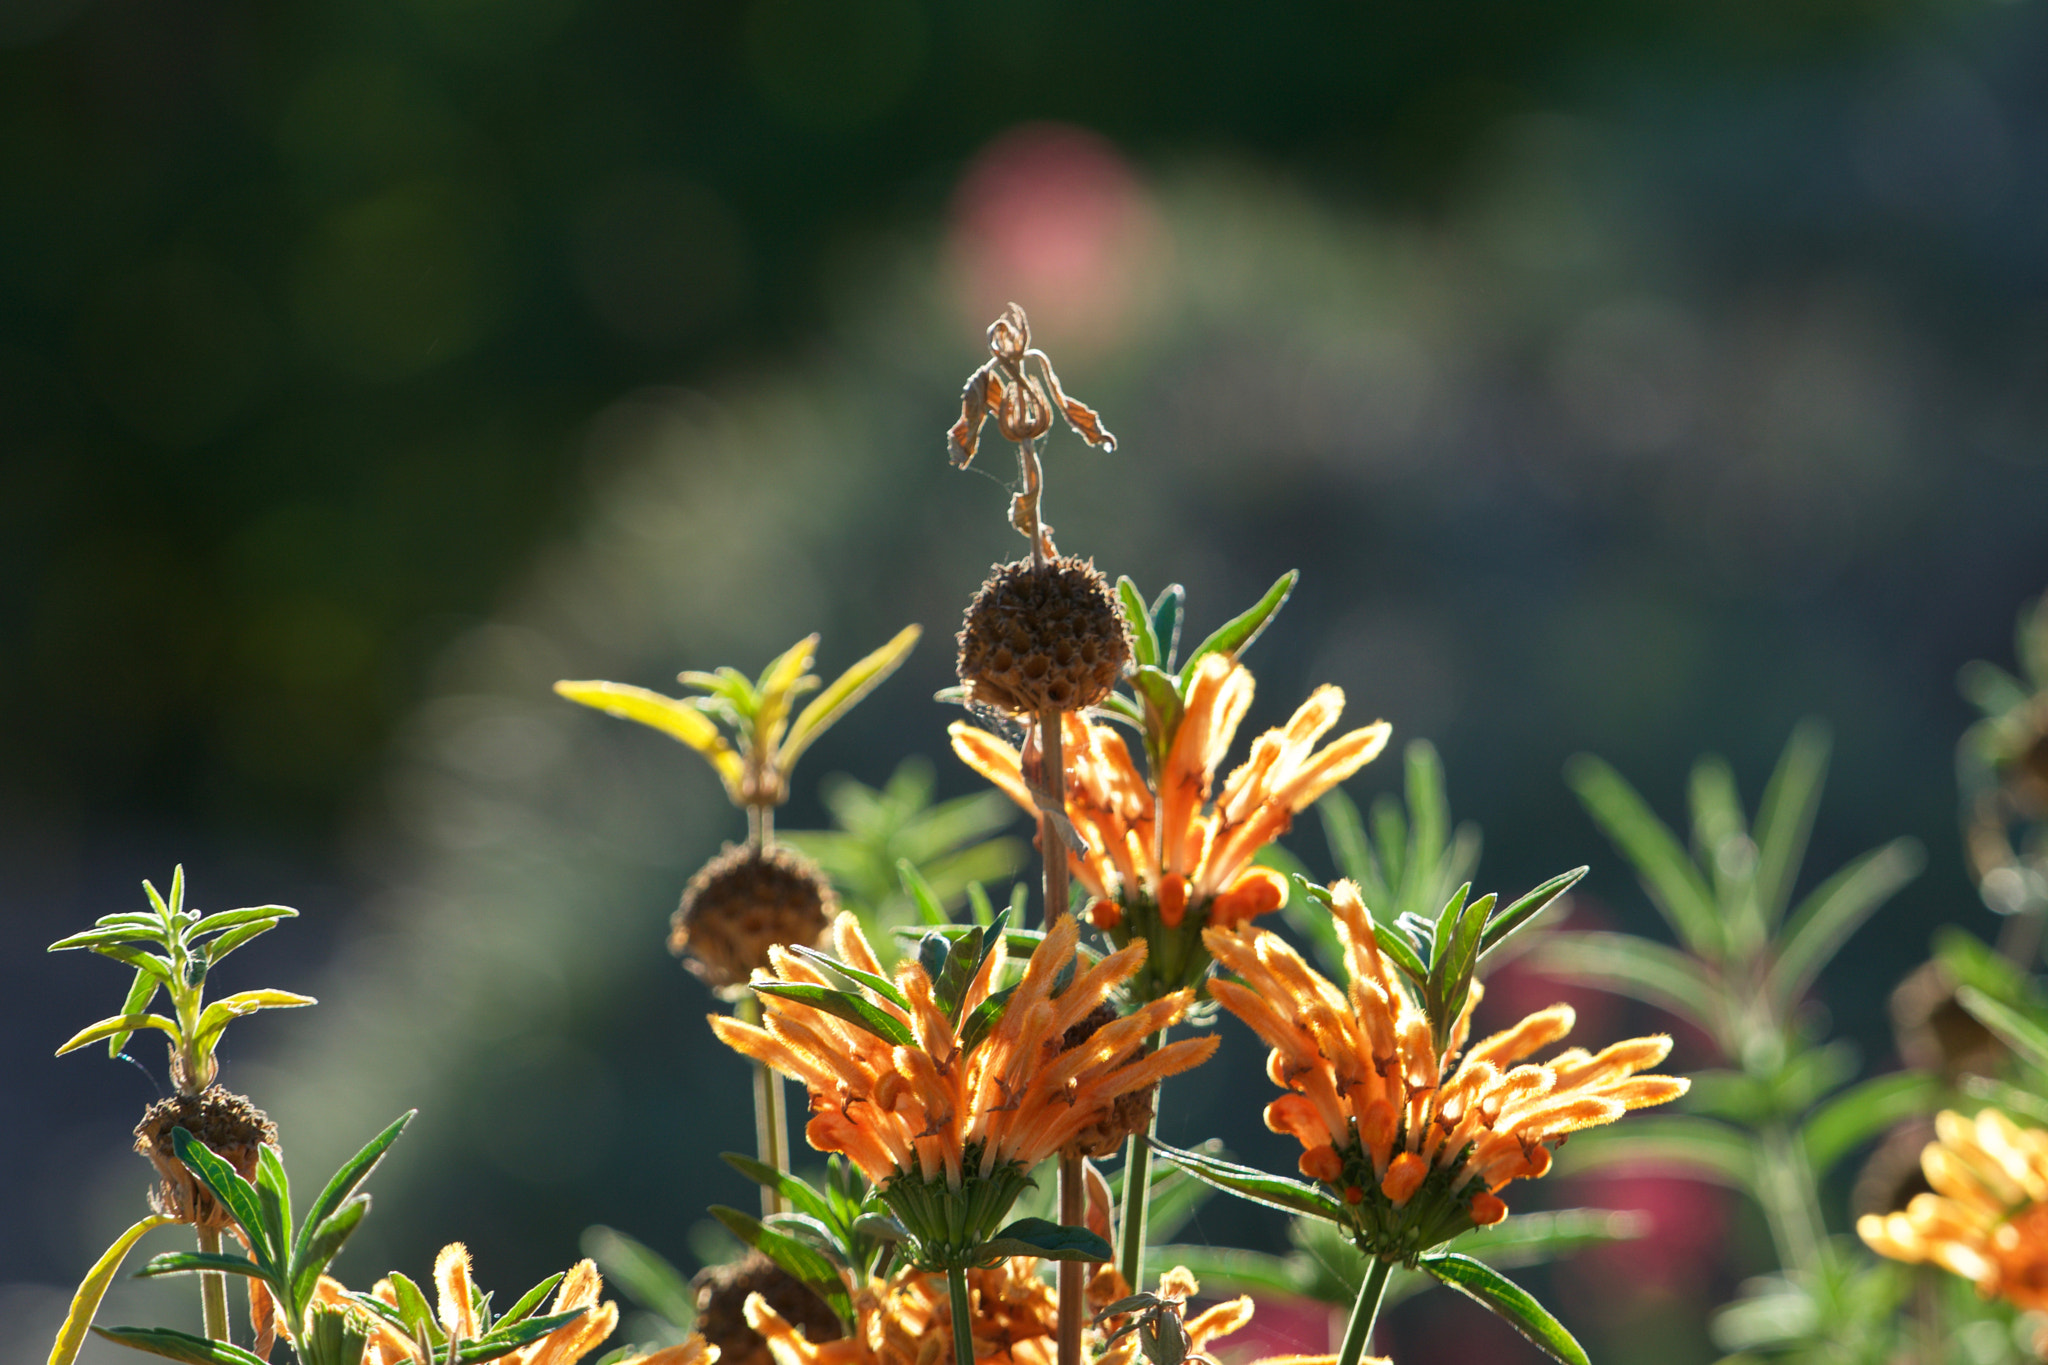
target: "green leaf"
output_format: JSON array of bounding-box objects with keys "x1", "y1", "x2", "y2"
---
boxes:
[
  {"x1": 1117, "y1": 577, "x2": 1159, "y2": 669},
  {"x1": 1149, "y1": 585, "x2": 1186, "y2": 671},
  {"x1": 105, "y1": 967, "x2": 164, "y2": 1059},
  {"x1": 975, "y1": 1217, "x2": 1113, "y2": 1263},
  {"x1": 784, "y1": 946, "x2": 912, "y2": 1013},
  {"x1": 709, "y1": 1206, "x2": 852, "y2": 1326},
  {"x1": 447, "y1": 1311, "x2": 589, "y2": 1364},
  {"x1": 958, "y1": 986, "x2": 1017, "y2": 1056},
  {"x1": 721, "y1": 1154, "x2": 840, "y2": 1228},
  {"x1": 56, "y1": 1013, "x2": 182, "y2": 1058},
  {"x1": 495, "y1": 1271, "x2": 567, "y2": 1329},
  {"x1": 170, "y1": 1129, "x2": 277, "y2": 1271},
  {"x1": 289, "y1": 1196, "x2": 369, "y2": 1320},
  {"x1": 1552, "y1": 1116, "x2": 1757, "y2": 1190},
  {"x1": 87, "y1": 944, "x2": 178, "y2": 979},
  {"x1": 1178, "y1": 570, "x2": 1296, "y2": 688},
  {"x1": 1317, "y1": 788, "x2": 1374, "y2": 888},
  {"x1": 254, "y1": 1146, "x2": 291, "y2": 1261},
  {"x1": 1957, "y1": 986, "x2": 2048, "y2": 1073},
  {"x1": 46, "y1": 925, "x2": 166, "y2": 952},
  {"x1": 779, "y1": 625, "x2": 921, "y2": 771},
  {"x1": 1565, "y1": 754, "x2": 1723, "y2": 960},
  {"x1": 135, "y1": 1251, "x2": 265, "y2": 1280},
  {"x1": 296, "y1": 1111, "x2": 414, "y2": 1263},
  {"x1": 1479, "y1": 868, "x2": 1588, "y2": 959},
  {"x1": 48, "y1": 1214, "x2": 177, "y2": 1365},
  {"x1": 1751, "y1": 721, "x2": 1830, "y2": 927},
  {"x1": 1416, "y1": 1253, "x2": 1589, "y2": 1365},
  {"x1": 553, "y1": 680, "x2": 744, "y2": 797},
  {"x1": 1148, "y1": 1141, "x2": 1349, "y2": 1223},
  {"x1": 194, "y1": 989, "x2": 319, "y2": 1047},
  {"x1": 90, "y1": 1326, "x2": 269, "y2": 1365},
  {"x1": 1800, "y1": 1071, "x2": 1942, "y2": 1177},
  {"x1": 580, "y1": 1228, "x2": 692, "y2": 1331},
  {"x1": 203, "y1": 919, "x2": 285, "y2": 968},
  {"x1": 899, "y1": 859, "x2": 951, "y2": 927},
  {"x1": 1142, "y1": 1244, "x2": 1313, "y2": 1299},
  {"x1": 1448, "y1": 1208, "x2": 1651, "y2": 1265},
  {"x1": 190, "y1": 906, "x2": 297, "y2": 939},
  {"x1": 1529, "y1": 932, "x2": 1722, "y2": 1038},
  {"x1": 1767, "y1": 839, "x2": 1923, "y2": 1010}
]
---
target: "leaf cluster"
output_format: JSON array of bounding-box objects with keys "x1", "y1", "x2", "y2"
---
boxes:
[
  {"x1": 555, "y1": 625, "x2": 919, "y2": 808},
  {"x1": 49, "y1": 865, "x2": 311, "y2": 1087}
]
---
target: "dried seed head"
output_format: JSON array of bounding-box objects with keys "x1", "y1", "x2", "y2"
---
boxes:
[
  {"x1": 670, "y1": 842, "x2": 837, "y2": 995},
  {"x1": 134, "y1": 1087, "x2": 278, "y2": 1232},
  {"x1": 694, "y1": 1250, "x2": 842, "y2": 1365},
  {"x1": 957, "y1": 556, "x2": 1130, "y2": 716},
  {"x1": 1057, "y1": 1002, "x2": 1155, "y2": 1159}
]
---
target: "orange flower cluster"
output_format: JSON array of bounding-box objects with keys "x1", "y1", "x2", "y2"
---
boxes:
[
  {"x1": 308, "y1": 1243, "x2": 709, "y2": 1365},
  {"x1": 1206, "y1": 881, "x2": 1687, "y2": 1250},
  {"x1": 712, "y1": 914, "x2": 1216, "y2": 1192},
  {"x1": 951, "y1": 653, "x2": 1389, "y2": 934},
  {"x1": 1860, "y1": 1108, "x2": 2048, "y2": 1318},
  {"x1": 741, "y1": 1261, "x2": 1253, "y2": 1365}
]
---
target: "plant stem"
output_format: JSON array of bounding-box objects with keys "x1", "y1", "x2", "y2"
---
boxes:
[
  {"x1": 1016, "y1": 439, "x2": 1049, "y2": 568},
  {"x1": 1036, "y1": 706, "x2": 1083, "y2": 1365},
  {"x1": 1058, "y1": 1154, "x2": 1085, "y2": 1365},
  {"x1": 741, "y1": 994, "x2": 789, "y2": 1216},
  {"x1": 1038, "y1": 709, "x2": 1069, "y2": 926},
  {"x1": 948, "y1": 1264, "x2": 975, "y2": 1365},
  {"x1": 1757, "y1": 1121, "x2": 1826, "y2": 1278},
  {"x1": 196, "y1": 1226, "x2": 230, "y2": 1343},
  {"x1": 1336, "y1": 1258, "x2": 1393, "y2": 1365},
  {"x1": 748, "y1": 802, "x2": 775, "y2": 851},
  {"x1": 1116, "y1": 1030, "x2": 1168, "y2": 1291}
]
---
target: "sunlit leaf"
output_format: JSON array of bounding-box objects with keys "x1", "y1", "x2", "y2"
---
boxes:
[
  {"x1": 1530, "y1": 932, "x2": 1721, "y2": 1038},
  {"x1": 48, "y1": 1214, "x2": 176, "y2": 1365},
  {"x1": 194, "y1": 990, "x2": 318, "y2": 1047},
  {"x1": 975, "y1": 1217, "x2": 1113, "y2": 1263},
  {"x1": 1116, "y1": 577, "x2": 1159, "y2": 669},
  {"x1": 553, "y1": 680, "x2": 744, "y2": 796},
  {"x1": 90, "y1": 1326, "x2": 268, "y2": 1365},
  {"x1": 752, "y1": 983, "x2": 916, "y2": 1047},
  {"x1": 1767, "y1": 839, "x2": 1923, "y2": 1010},
  {"x1": 1417, "y1": 1253, "x2": 1589, "y2": 1365},
  {"x1": 779, "y1": 625, "x2": 920, "y2": 771},
  {"x1": 1566, "y1": 754, "x2": 1722, "y2": 960},
  {"x1": 1800, "y1": 1071, "x2": 1942, "y2": 1177},
  {"x1": 1149, "y1": 1141, "x2": 1349, "y2": 1223},
  {"x1": 1178, "y1": 570, "x2": 1296, "y2": 687}
]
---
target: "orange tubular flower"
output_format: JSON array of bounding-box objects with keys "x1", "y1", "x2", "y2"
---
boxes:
[
  {"x1": 711, "y1": 913, "x2": 1217, "y2": 1267},
  {"x1": 1860, "y1": 1107, "x2": 2048, "y2": 1322},
  {"x1": 1204, "y1": 880, "x2": 1688, "y2": 1258},
  {"x1": 951, "y1": 653, "x2": 1390, "y2": 998}
]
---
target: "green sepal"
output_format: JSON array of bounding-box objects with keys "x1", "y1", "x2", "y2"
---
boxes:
[
  {"x1": 1177, "y1": 570, "x2": 1296, "y2": 688},
  {"x1": 852, "y1": 1212, "x2": 910, "y2": 1243},
  {"x1": 1415, "y1": 1252, "x2": 1589, "y2": 1365},
  {"x1": 1148, "y1": 1140, "x2": 1349, "y2": 1224},
  {"x1": 974, "y1": 1217, "x2": 1112, "y2": 1263},
  {"x1": 91, "y1": 1327, "x2": 270, "y2": 1365}
]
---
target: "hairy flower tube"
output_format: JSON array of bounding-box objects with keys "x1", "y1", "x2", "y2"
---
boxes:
[
  {"x1": 313, "y1": 1243, "x2": 712, "y2": 1365},
  {"x1": 711, "y1": 913, "x2": 1217, "y2": 1268},
  {"x1": 951, "y1": 652, "x2": 1389, "y2": 999},
  {"x1": 1859, "y1": 1107, "x2": 2048, "y2": 1318},
  {"x1": 1206, "y1": 881, "x2": 1689, "y2": 1262}
]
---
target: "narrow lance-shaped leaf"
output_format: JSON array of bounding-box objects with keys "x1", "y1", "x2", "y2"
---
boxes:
[
  {"x1": 1800, "y1": 1071, "x2": 1942, "y2": 1177},
  {"x1": 1565, "y1": 754, "x2": 1723, "y2": 960},
  {"x1": 752, "y1": 983, "x2": 917, "y2": 1048},
  {"x1": 899, "y1": 859, "x2": 950, "y2": 927},
  {"x1": 190, "y1": 906, "x2": 297, "y2": 939},
  {"x1": 295, "y1": 1110, "x2": 414, "y2": 1262},
  {"x1": 289, "y1": 1196, "x2": 370, "y2": 1321},
  {"x1": 1767, "y1": 838, "x2": 1924, "y2": 1011},
  {"x1": 497, "y1": 1271, "x2": 568, "y2": 1328},
  {"x1": 1552, "y1": 1116, "x2": 1757, "y2": 1191},
  {"x1": 1149, "y1": 584, "x2": 1185, "y2": 672},
  {"x1": 778, "y1": 625, "x2": 921, "y2": 770},
  {"x1": 976, "y1": 1217, "x2": 1113, "y2": 1263},
  {"x1": 1751, "y1": 720, "x2": 1830, "y2": 927},
  {"x1": 1957, "y1": 987, "x2": 2048, "y2": 1074},
  {"x1": 552, "y1": 680, "x2": 744, "y2": 796},
  {"x1": 1531, "y1": 932, "x2": 1724, "y2": 1042},
  {"x1": 721, "y1": 1154, "x2": 839, "y2": 1228},
  {"x1": 170, "y1": 1128, "x2": 277, "y2": 1273},
  {"x1": 90, "y1": 1326, "x2": 269, "y2": 1365},
  {"x1": 1416, "y1": 1253, "x2": 1590, "y2": 1365},
  {"x1": 57, "y1": 1011, "x2": 181, "y2": 1058},
  {"x1": 48, "y1": 1214, "x2": 177, "y2": 1365},
  {"x1": 1178, "y1": 570, "x2": 1297, "y2": 688},
  {"x1": 1149, "y1": 1140, "x2": 1350, "y2": 1224},
  {"x1": 1116, "y1": 577, "x2": 1159, "y2": 669},
  {"x1": 1480, "y1": 867, "x2": 1588, "y2": 959},
  {"x1": 709, "y1": 1206, "x2": 852, "y2": 1327},
  {"x1": 1317, "y1": 789, "x2": 1374, "y2": 889},
  {"x1": 583, "y1": 1224, "x2": 698, "y2": 1332},
  {"x1": 194, "y1": 990, "x2": 319, "y2": 1047},
  {"x1": 783, "y1": 945, "x2": 912, "y2": 1012}
]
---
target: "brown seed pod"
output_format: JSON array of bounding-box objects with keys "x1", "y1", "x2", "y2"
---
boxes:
[
  {"x1": 134, "y1": 1087, "x2": 278, "y2": 1232},
  {"x1": 956, "y1": 556, "x2": 1130, "y2": 716},
  {"x1": 670, "y1": 842, "x2": 837, "y2": 994},
  {"x1": 1055, "y1": 1002, "x2": 1155, "y2": 1159},
  {"x1": 693, "y1": 1249, "x2": 843, "y2": 1365}
]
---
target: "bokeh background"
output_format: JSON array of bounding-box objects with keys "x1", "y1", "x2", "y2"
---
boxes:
[{"x1": 6, "y1": 0, "x2": 2048, "y2": 1360}]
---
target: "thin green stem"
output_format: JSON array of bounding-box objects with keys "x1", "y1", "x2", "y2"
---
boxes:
[
  {"x1": 948, "y1": 1264, "x2": 975, "y2": 1365},
  {"x1": 196, "y1": 1226, "x2": 230, "y2": 1343},
  {"x1": 1336, "y1": 1258, "x2": 1393, "y2": 1365},
  {"x1": 741, "y1": 995, "x2": 789, "y2": 1216},
  {"x1": 1116, "y1": 1029, "x2": 1169, "y2": 1291}
]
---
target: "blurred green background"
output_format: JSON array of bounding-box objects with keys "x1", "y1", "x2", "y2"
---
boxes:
[{"x1": 7, "y1": 0, "x2": 2048, "y2": 1360}]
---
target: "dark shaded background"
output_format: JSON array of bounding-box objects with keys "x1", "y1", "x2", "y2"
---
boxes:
[{"x1": 6, "y1": 1, "x2": 2048, "y2": 1361}]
